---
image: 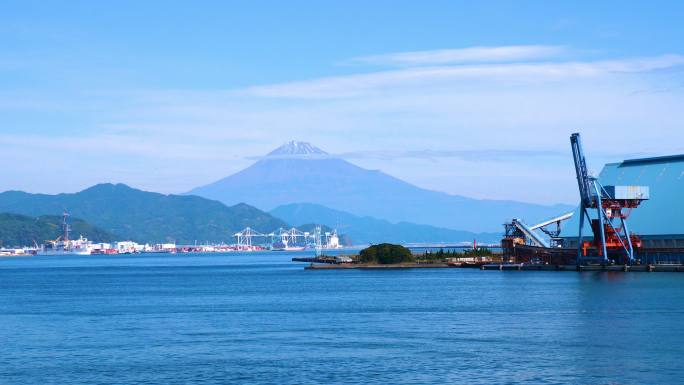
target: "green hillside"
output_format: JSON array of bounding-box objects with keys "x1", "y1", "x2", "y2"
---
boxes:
[
  {"x1": 0, "y1": 213, "x2": 116, "y2": 247},
  {"x1": 0, "y1": 184, "x2": 288, "y2": 244}
]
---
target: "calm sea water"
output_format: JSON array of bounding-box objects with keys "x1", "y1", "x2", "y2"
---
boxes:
[{"x1": 1, "y1": 252, "x2": 683, "y2": 384}]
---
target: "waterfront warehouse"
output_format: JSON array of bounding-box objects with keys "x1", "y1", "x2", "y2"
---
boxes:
[{"x1": 562, "y1": 154, "x2": 684, "y2": 263}]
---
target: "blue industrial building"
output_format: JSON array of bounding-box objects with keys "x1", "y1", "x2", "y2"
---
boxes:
[{"x1": 562, "y1": 154, "x2": 684, "y2": 263}]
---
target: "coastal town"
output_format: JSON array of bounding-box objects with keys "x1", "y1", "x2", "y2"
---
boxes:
[{"x1": 0, "y1": 212, "x2": 343, "y2": 256}]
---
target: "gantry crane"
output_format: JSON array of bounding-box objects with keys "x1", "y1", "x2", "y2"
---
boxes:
[
  {"x1": 234, "y1": 227, "x2": 266, "y2": 249},
  {"x1": 570, "y1": 133, "x2": 649, "y2": 265}
]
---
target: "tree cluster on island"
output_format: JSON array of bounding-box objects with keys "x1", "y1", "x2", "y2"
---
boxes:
[
  {"x1": 418, "y1": 247, "x2": 493, "y2": 260},
  {"x1": 357, "y1": 243, "x2": 414, "y2": 264},
  {"x1": 415, "y1": 247, "x2": 494, "y2": 262},
  {"x1": 354, "y1": 244, "x2": 496, "y2": 265}
]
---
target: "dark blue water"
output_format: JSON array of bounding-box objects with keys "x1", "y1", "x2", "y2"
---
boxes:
[{"x1": 1, "y1": 252, "x2": 683, "y2": 384}]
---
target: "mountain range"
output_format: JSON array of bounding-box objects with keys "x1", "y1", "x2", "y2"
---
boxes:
[
  {"x1": 270, "y1": 203, "x2": 501, "y2": 244},
  {"x1": 0, "y1": 182, "x2": 492, "y2": 246},
  {"x1": 0, "y1": 142, "x2": 575, "y2": 245},
  {"x1": 0, "y1": 183, "x2": 286, "y2": 244},
  {"x1": 189, "y1": 141, "x2": 573, "y2": 233}
]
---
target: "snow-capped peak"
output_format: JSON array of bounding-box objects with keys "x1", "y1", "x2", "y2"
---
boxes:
[{"x1": 266, "y1": 141, "x2": 329, "y2": 157}]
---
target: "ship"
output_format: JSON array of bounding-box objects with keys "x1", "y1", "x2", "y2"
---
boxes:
[
  {"x1": 270, "y1": 239, "x2": 305, "y2": 251},
  {"x1": 38, "y1": 211, "x2": 93, "y2": 256}
]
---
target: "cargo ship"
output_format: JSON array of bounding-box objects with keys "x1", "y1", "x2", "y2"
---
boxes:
[{"x1": 271, "y1": 239, "x2": 305, "y2": 251}]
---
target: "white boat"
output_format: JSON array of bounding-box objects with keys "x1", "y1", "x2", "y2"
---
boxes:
[
  {"x1": 39, "y1": 235, "x2": 92, "y2": 255},
  {"x1": 270, "y1": 237, "x2": 306, "y2": 251},
  {"x1": 38, "y1": 211, "x2": 93, "y2": 256}
]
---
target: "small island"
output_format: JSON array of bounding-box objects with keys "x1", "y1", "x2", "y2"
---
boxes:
[{"x1": 294, "y1": 243, "x2": 499, "y2": 269}]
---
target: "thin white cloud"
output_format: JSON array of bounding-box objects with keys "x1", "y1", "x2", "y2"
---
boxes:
[
  {"x1": 336, "y1": 149, "x2": 567, "y2": 161},
  {"x1": 244, "y1": 148, "x2": 656, "y2": 164},
  {"x1": 244, "y1": 55, "x2": 684, "y2": 99},
  {"x1": 245, "y1": 149, "x2": 565, "y2": 162},
  {"x1": 348, "y1": 45, "x2": 570, "y2": 66}
]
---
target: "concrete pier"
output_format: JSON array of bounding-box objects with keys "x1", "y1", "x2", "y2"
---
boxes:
[{"x1": 480, "y1": 264, "x2": 684, "y2": 272}]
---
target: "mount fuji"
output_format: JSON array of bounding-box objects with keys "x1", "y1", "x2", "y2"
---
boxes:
[{"x1": 188, "y1": 141, "x2": 572, "y2": 232}]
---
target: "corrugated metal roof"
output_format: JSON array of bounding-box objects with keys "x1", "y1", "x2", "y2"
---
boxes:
[
  {"x1": 561, "y1": 154, "x2": 684, "y2": 237},
  {"x1": 621, "y1": 154, "x2": 684, "y2": 166}
]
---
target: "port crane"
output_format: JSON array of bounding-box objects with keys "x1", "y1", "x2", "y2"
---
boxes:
[
  {"x1": 233, "y1": 227, "x2": 267, "y2": 249},
  {"x1": 234, "y1": 227, "x2": 313, "y2": 249},
  {"x1": 530, "y1": 212, "x2": 574, "y2": 236},
  {"x1": 570, "y1": 133, "x2": 648, "y2": 265},
  {"x1": 268, "y1": 227, "x2": 307, "y2": 247},
  {"x1": 234, "y1": 226, "x2": 340, "y2": 250},
  {"x1": 504, "y1": 211, "x2": 574, "y2": 249}
]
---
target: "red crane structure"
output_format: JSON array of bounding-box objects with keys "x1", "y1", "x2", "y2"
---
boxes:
[{"x1": 570, "y1": 133, "x2": 649, "y2": 265}]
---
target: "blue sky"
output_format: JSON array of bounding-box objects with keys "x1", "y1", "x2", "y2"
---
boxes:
[{"x1": 2, "y1": 1, "x2": 684, "y2": 204}]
